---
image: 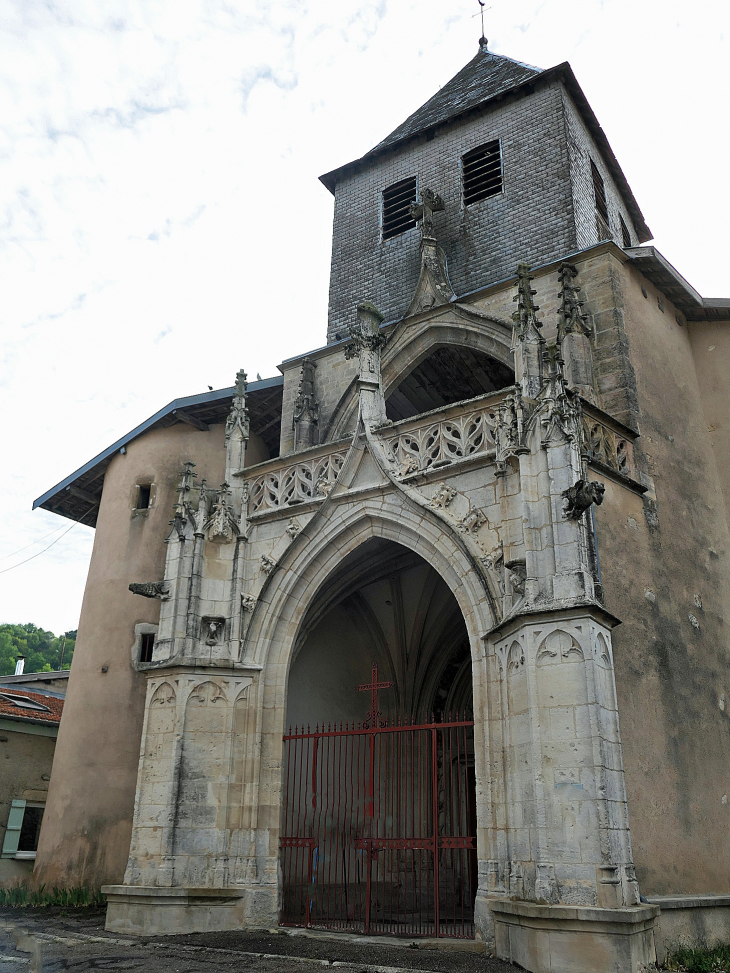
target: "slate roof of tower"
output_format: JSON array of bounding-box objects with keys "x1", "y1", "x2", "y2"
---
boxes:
[
  {"x1": 319, "y1": 43, "x2": 652, "y2": 243},
  {"x1": 370, "y1": 45, "x2": 543, "y2": 155}
]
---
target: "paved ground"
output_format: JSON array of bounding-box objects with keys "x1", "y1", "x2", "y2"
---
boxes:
[{"x1": 0, "y1": 908, "x2": 516, "y2": 973}]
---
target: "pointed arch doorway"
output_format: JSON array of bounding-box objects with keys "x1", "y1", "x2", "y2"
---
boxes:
[{"x1": 280, "y1": 538, "x2": 477, "y2": 939}]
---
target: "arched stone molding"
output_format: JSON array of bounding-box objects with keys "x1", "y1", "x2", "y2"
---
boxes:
[
  {"x1": 325, "y1": 305, "x2": 514, "y2": 442},
  {"x1": 246, "y1": 495, "x2": 494, "y2": 677},
  {"x1": 243, "y1": 492, "x2": 497, "y2": 913}
]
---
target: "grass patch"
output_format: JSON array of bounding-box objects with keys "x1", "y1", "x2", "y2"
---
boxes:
[
  {"x1": 664, "y1": 944, "x2": 730, "y2": 971},
  {"x1": 0, "y1": 885, "x2": 105, "y2": 908}
]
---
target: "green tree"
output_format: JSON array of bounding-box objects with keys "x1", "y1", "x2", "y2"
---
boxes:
[{"x1": 0, "y1": 624, "x2": 76, "y2": 676}]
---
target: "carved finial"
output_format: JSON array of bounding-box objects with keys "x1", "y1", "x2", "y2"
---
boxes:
[
  {"x1": 234, "y1": 369, "x2": 248, "y2": 396},
  {"x1": 511, "y1": 263, "x2": 544, "y2": 397},
  {"x1": 293, "y1": 357, "x2": 319, "y2": 449},
  {"x1": 512, "y1": 263, "x2": 542, "y2": 340},
  {"x1": 226, "y1": 369, "x2": 250, "y2": 445},
  {"x1": 172, "y1": 461, "x2": 197, "y2": 520},
  {"x1": 405, "y1": 189, "x2": 455, "y2": 316},
  {"x1": 558, "y1": 263, "x2": 591, "y2": 341}
]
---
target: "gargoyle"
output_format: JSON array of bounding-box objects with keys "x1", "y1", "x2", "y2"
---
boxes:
[
  {"x1": 129, "y1": 581, "x2": 169, "y2": 600},
  {"x1": 562, "y1": 479, "x2": 605, "y2": 520}
]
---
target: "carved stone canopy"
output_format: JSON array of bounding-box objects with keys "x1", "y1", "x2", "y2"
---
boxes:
[{"x1": 204, "y1": 483, "x2": 238, "y2": 543}]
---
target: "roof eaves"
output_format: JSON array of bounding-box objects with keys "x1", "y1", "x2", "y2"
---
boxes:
[
  {"x1": 626, "y1": 247, "x2": 730, "y2": 320},
  {"x1": 33, "y1": 377, "x2": 284, "y2": 519},
  {"x1": 0, "y1": 712, "x2": 61, "y2": 728}
]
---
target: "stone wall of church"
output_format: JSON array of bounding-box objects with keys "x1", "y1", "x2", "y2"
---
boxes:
[
  {"x1": 326, "y1": 81, "x2": 577, "y2": 342},
  {"x1": 457, "y1": 246, "x2": 730, "y2": 895},
  {"x1": 688, "y1": 317, "x2": 730, "y2": 527},
  {"x1": 595, "y1": 264, "x2": 730, "y2": 897}
]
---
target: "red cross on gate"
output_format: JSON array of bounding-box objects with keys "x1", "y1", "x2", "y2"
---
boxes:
[{"x1": 357, "y1": 664, "x2": 392, "y2": 727}]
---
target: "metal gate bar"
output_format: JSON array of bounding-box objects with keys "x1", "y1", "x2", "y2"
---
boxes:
[{"x1": 280, "y1": 714, "x2": 475, "y2": 938}]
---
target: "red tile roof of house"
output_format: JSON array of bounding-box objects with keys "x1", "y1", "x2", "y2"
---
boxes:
[{"x1": 0, "y1": 688, "x2": 63, "y2": 725}]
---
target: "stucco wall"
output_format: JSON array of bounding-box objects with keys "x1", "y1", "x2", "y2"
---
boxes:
[
  {"x1": 33, "y1": 420, "x2": 261, "y2": 889},
  {"x1": 0, "y1": 725, "x2": 56, "y2": 886},
  {"x1": 688, "y1": 319, "x2": 730, "y2": 529},
  {"x1": 594, "y1": 264, "x2": 730, "y2": 895}
]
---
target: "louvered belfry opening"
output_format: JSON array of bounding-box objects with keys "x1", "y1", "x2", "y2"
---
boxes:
[
  {"x1": 462, "y1": 140, "x2": 502, "y2": 206},
  {"x1": 382, "y1": 177, "x2": 417, "y2": 240},
  {"x1": 620, "y1": 214, "x2": 631, "y2": 248},
  {"x1": 591, "y1": 159, "x2": 611, "y2": 240}
]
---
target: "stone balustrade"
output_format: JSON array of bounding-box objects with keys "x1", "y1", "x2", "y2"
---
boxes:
[
  {"x1": 385, "y1": 395, "x2": 500, "y2": 476},
  {"x1": 247, "y1": 448, "x2": 347, "y2": 514},
  {"x1": 581, "y1": 406, "x2": 636, "y2": 479},
  {"x1": 243, "y1": 394, "x2": 637, "y2": 517}
]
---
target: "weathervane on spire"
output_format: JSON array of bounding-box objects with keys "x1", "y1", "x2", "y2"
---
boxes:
[{"x1": 475, "y1": 0, "x2": 491, "y2": 48}]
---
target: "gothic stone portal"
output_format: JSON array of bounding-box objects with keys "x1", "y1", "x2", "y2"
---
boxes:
[{"x1": 282, "y1": 539, "x2": 477, "y2": 937}]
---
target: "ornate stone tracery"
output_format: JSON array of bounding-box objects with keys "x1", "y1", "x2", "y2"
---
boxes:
[{"x1": 247, "y1": 450, "x2": 347, "y2": 513}]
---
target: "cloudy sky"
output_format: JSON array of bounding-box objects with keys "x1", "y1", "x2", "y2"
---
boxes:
[{"x1": 1, "y1": 0, "x2": 728, "y2": 636}]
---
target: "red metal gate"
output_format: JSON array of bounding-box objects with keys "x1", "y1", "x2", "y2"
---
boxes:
[{"x1": 280, "y1": 707, "x2": 476, "y2": 938}]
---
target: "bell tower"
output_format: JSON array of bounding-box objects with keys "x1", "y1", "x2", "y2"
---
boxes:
[{"x1": 320, "y1": 39, "x2": 650, "y2": 343}]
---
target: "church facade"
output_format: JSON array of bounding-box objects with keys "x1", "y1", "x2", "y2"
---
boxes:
[{"x1": 32, "y1": 41, "x2": 730, "y2": 973}]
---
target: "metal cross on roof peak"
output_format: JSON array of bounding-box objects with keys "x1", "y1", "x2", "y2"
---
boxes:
[{"x1": 357, "y1": 663, "x2": 392, "y2": 727}]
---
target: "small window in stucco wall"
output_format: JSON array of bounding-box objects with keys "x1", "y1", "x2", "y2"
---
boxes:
[
  {"x1": 1, "y1": 800, "x2": 45, "y2": 860},
  {"x1": 132, "y1": 623, "x2": 159, "y2": 669},
  {"x1": 132, "y1": 482, "x2": 156, "y2": 515}
]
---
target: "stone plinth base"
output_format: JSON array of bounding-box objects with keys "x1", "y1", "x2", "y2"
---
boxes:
[
  {"x1": 489, "y1": 899, "x2": 659, "y2": 973},
  {"x1": 647, "y1": 895, "x2": 730, "y2": 964},
  {"x1": 102, "y1": 885, "x2": 277, "y2": 937}
]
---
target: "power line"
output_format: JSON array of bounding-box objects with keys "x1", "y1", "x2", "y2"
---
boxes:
[
  {"x1": 0, "y1": 523, "x2": 70, "y2": 562},
  {"x1": 0, "y1": 522, "x2": 79, "y2": 576}
]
